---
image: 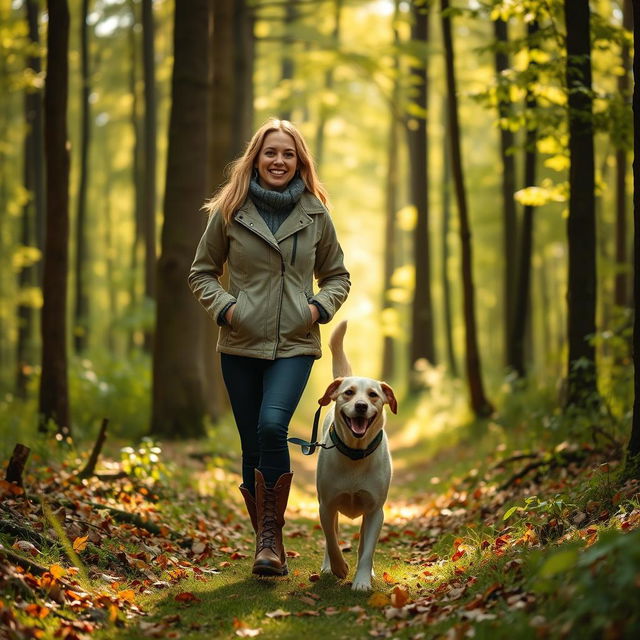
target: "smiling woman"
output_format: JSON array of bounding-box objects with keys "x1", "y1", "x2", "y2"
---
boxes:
[{"x1": 188, "y1": 118, "x2": 351, "y2": 579}]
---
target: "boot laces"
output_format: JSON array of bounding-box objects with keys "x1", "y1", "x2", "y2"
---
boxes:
[{"x1": 258, "y1": 490, "x2": 278, "y2": 551}]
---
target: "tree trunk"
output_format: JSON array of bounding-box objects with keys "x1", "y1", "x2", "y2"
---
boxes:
[
  {"x1": 381, "y1": 0, "x2": 400, "y2": 382},
  {"x1": 73, "y1": 0, "x2": 91, "y2": 353},
  {"x1": 494, "y1": 17, "x2": 517, "y2": 370},
  {"x1": 615, "y1": 0, "x2": 632, "y2": 310},
  {"x1": 627, "y1": 0, "x2": 640, "y2": 467},
  {"x1": 16, "y1": 0, "x2": 44, "y2": 399},
  {"x1": 407, "y1": 0, "x2": 435, "y2": 388},
  {"x1": 142, "y1": 0, "x2": 157, "y2": 352},
  {"x1": 279, "y1": 0, "x2": 297, "y2": 121},
  {"x1": 441, "y1": 96, "x2": 457, "y2": 377},
  {"x1": 564, "y1": 0, "x2": 597, "y2": 406},
  {"x1": 232, "y1": 0, "x2": 254, "y2": 153},
  {"x1": 510, "y1": 21, "x2": 539, "y2": 379},
  {"x1": 39, "y1": 0, "x2": 71, "y2": 437},
  {"x1": 441, "y1": 0, "x2": 493, "y2": 416},
  {"x1": 127, "y1": 0, "x2": 143, "y2": 353},
  {"x1": 150, "y1": 0, "x2": 211, "y2": 439},
  {"x1": 315, "y1": 0, "x2": 342, "y2": 171}
]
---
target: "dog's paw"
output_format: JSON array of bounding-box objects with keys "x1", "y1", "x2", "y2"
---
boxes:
[
  {"x1": 330, "y1": 559, "x2": 349, "y2": 580},
  {"x1": 351, "y1": 577, "x2": 372, "y2": 591}
]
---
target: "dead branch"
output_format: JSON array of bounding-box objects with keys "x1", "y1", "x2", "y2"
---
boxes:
[
  {"x1": 0, "y1": 517, "x2": 63, "y2": 551},
  {"x1": 498, "y1": 450, "x2": 588, "y2": 491},
  {"x1": 0, "y1": 546, "x2": 50, "y2": 576},
  {"x1": 77, "y1": 418, "x2": 109, "y2": 479},
  {"x1": 5, "y1": 443, "x2": 31, "y2": 487},
  {"x1": 489, "y1": 452, "x2": 541, "y2": 471}
]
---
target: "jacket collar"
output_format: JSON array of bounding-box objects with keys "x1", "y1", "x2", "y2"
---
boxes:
[{"x1": 234, "y1": 191, "x2": 326, "y2": 248}]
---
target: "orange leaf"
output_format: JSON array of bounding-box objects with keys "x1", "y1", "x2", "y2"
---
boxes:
[
  {"x1": 367, "y1": 592, "x2": 391, "y2": 608},
  {"x1": 25, "y1": 603, "x2": 50, "y2": 619},
  {"x1": 382, "y1": 572, "x2": 398, "y2": 585},
  {"x1": 175, "y1": 591, "x2": 200, "y2": 604},
  {"x1": 49, "y1": 564, "x2": 66, "y2": 579},
  {"x1": 118, "y1": 589, "x2": 136, "y2": 603},
  {"x1": 390, "y1": 585, "x2": 409, "y2": 608},
  {"x1": 72, "y1": 535, "x2": 89, "y2": 552}
]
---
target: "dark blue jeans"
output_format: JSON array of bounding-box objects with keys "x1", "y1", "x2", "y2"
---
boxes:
[{"x1": 220, "y1": 353, "x2": 314, "y2": 493}]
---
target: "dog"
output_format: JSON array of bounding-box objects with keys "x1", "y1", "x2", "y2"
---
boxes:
[{"x1": 315, "y1": 320, "x2": 397, "y2": 591}]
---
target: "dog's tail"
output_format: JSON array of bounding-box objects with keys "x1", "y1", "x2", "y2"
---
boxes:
[{"x1": 329, "y1": 320, "x2": 353, "y2": 378}]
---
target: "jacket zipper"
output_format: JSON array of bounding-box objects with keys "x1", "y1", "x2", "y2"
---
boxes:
[
  {"x1": 290, "y1": 233, "x2": 298, "y2": 266},
  {"x1": 273, "y1": 256, "x2": 285, "y2": 358}
]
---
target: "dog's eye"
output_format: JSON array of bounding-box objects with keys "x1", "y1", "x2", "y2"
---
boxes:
[
  {"x1": 368, "y1": 392, "x2": 379, "y2": 398},
  {"x1": 343, "y1": 389, "x2": 354, "y2": 396}
]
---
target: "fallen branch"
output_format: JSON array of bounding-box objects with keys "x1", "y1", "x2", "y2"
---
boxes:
[
  {"x1": 77, "y1": 418, "x2": 109, "y2": 479},
  {"x1": 498, "y1": 450, "x2": 588, "y2": 491},
  {"x1": 0, "y1": 546, "x2": 50, "y2": 576},
  {"x1": 5, "y1": 443, "x2": 31, "y2": 487},
  {"x1": 0, "y1": 517, "x2": 63, "y2": 551},
  {"x1": 489, "y1": 452, "x2": 540, "y2": 471}
]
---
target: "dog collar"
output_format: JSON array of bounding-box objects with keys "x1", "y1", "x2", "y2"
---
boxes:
[{"x1": 329, "y1": 425, "x2": 383, "y2": 460}]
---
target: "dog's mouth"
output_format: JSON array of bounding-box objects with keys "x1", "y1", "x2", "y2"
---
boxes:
[{"x1": 342, "y1": 411, "x2": 376, "y2": 438}]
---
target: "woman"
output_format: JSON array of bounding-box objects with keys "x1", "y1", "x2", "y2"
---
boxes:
[{"x1": 188, "y1": 118, "x2": 350, "y2": 577}]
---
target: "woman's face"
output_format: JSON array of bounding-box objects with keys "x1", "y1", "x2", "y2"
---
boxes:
[{"x1": 255, "y1": 130, "x2": 298, "y2": 191}]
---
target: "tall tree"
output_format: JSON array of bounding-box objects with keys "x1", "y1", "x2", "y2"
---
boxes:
[
  {"x1": 16, "y1": 0, "x2": 44, "y2": 398},
  {"x1": 510, "y1": 20, "x2": 539, "y2": 378},
  {"x1": 407, "y1": 0, "x2": 436, "y2": 387},
  {"x1": 39, "y1": 0, "x2": 71, "y2": 436},
  {"x1": 142, "y1": 0, "x2": 157, "y2": 351},
  {"x1": 381, "y1": 0, "x2": 400, "y2": 382},
  {"x1": 615, "y1": 0, "x2": 632, "y2": 310},
  {"x1": 627, "y1": 0, "x2": 640, "y2": 469},
  {"x1": 493, "y1": 16, "x2": 517, "y2": 370},
  {"x1": 564, "y1": 0, "x2": 597, "y2": 406},
  {"x1": 315, "y1": 0, "x2": 342, "y2": 171},
  {"x1": 441, "y1": 95, "x2": 457, "y2": 377},
  {"x1": 279, "y1": 0, "x2": 297, "y2": 121},
  {"x1": 73, "y1": 0, "x2": 91, "y2": 353},
  {"x1": 441, "y1": 0, "x2": 493, "y2": 416},
  {"x1": 151, "y1": 0, "x2": 211, "y2": 438}
]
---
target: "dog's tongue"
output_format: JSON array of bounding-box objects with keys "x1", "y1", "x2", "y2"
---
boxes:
[{"x1": 350, "y1": 417, "x2": 368, "y2": 436}]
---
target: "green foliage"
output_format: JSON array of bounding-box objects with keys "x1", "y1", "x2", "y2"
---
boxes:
[{"x1": 530, "y1": 529, "x2": 640, "y2": 638}]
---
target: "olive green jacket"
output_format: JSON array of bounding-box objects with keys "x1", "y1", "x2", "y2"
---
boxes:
[{"x1": 188, "y1": 191, "x2": 351, "y2": 360}]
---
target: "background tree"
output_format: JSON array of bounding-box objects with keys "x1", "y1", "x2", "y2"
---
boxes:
[
  {"x1": 39, "y1": 0, "x2": 71, "y2": 436},
  {"x1": 151, "y1": 0, "x2": 211, "y2": 439},
  {"x1": 441, "y1": 0, "x2": 493, "y2": 416},
  {"x1": 564, "y1": 0, "x2": 597, "y2": 407},
  {"x1": 407, "y1": 0, "x2": 436, "y2": 387}
]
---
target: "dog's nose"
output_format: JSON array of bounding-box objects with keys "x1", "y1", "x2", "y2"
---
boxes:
[{"x1": 354, "y1": 401, "x2": 368, "y2": 414}]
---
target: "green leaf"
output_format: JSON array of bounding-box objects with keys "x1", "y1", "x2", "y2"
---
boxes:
[{"x1": 538, "y1": 549, "x2": 579, "y2": 577}]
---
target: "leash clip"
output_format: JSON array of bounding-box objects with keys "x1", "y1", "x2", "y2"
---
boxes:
[{"x1": 287, "y1": 405, "x2": 335, "y2": 456}]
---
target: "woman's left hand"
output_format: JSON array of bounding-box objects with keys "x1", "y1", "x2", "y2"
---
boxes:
[{"x1": 308, "y1": 304, "x2": 320, "y2": 324}]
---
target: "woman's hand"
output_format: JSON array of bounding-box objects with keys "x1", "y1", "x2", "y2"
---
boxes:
[
  {"x1": 225, "y1": 304, "x2": 236, "y2": 326},
  {"x1": 308, "y1": 304, "x2": 320, "y2": 324}
]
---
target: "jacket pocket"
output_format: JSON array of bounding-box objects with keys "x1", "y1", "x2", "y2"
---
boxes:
[
  {"x1": 298, "y1": 291, "x2": 313, "y2": 334},
  {"x1": 230, "y1": 290, "x2": 247, "y2": 333}
]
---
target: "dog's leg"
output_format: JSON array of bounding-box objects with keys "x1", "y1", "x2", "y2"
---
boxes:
[
  {"x1": 352, "y1": 508, "x2": 384, "y2": 591},
  {"x1": 319, "y1": 505, "x2": 348, "y2": 579}
]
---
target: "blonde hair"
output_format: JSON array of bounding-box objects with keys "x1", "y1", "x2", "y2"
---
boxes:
[{"x1": 204, "y1": 118, "x2": 329, "y2": 223}]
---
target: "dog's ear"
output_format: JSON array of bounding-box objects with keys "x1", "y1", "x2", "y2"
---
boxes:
[
  {"x1": 380, "y1": 382, "x2": 398, "y2": 414},
  {"x1": 318, "y1": 378, "x2": 344, "y2": 406}
]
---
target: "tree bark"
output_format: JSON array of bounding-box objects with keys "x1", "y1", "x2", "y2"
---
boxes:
[
  {"x1": 16, "y1": 0, "x2": 44, "y2": 399},
  {"x1": 73, "y1": 0, "x2": 91, "y2": 353},
  {"x1": 494, "y1": 17, "x2": 517, "y2": 370},
  {"x1": 615, "y1": 0, "x2": 632, "y2": 310},
  {"x1": 408, "y1": 0, "x2": 436, "y2": 387},
  {"x1": 39, "y1": 0, "x2": 71, "y2": 437},
  {"x1": 142, "y1": 0, "x2": 157, "y2": 351},
  {"x1": 627, "y1": 0, "x2": 640, "y2": 466},
  {"x1": 150, "y1": 0, "x2": 211, "y2": 438},
  {"x1": 441, "y1": 96, "x2": 457, "y2": 377},
  {"x1": 564, "y1": 0, "x2": 598, "y2": 406},
  {"x1": 381, "y1": 0, "x2": 400, "y2": 382},
  {"x1": 315, "y1": 0, "x2": 342, "y2": 171},
  {"x1": 441, "y1": 0, "x2": 493, "y2": 416},
  {"x1": 510, "y1": 21, "x2": 539, "y2": 379},
  {"x1": 279, "y1": 0, "x2": 297, "y2": 121}
]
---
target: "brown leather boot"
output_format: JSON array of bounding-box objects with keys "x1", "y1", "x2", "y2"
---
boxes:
[
  {"x1": 252, "y1": 469, "x2": 292, "y2": 577},
  {"x1": 239, "y1": 485, "x2": 258, "y2": 534}
]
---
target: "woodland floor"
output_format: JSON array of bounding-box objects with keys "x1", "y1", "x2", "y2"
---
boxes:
[{"x1": 1, "y1": 398, "x2": 640, "y2": 640}]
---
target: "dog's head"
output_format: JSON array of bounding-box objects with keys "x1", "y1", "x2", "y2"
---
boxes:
[{"x1": 319, "y1": 376, "x2": 397, "y2": 441}]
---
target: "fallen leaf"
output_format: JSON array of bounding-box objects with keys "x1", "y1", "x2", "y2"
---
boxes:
[
  {"x1": 12, "y1": 540, "x2": 40, "y2": 556},
  {"x1": 174, "y1": 591, "x2": 200, "y2": 604},
  {"x1": 72, "y1": 535, "x2": 89, "y2": 552},
  {"x1": 265, "y1": 609, "x2": 290, "y2": 618},
  {"x1": 309, "y1": 573, "x2": 320, "y2": 582},
  {"x1": 390, "y1": 585, "x2": 410, "y2": 608},
  {"x1": 368, "y1": 592, "x2": 391, "y2": 608},
  {"x1": 382, "y1": 571, "x2": 398, "y2": 585}
]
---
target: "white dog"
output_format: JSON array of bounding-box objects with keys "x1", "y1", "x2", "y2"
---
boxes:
[{"x1": 315, "y1": 321, "x2": 397, "y2": 591}]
